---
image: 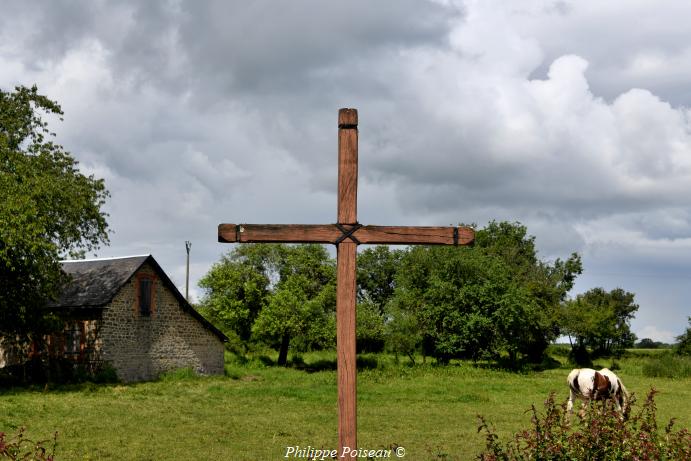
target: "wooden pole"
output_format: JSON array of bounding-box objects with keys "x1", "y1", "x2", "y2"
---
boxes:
[
  {"x1": 337, "y1": 108, "x2": 358, "y2": 452},
  {"x1": 185, "y1": 240, "x2": 191, "y2": 301}
]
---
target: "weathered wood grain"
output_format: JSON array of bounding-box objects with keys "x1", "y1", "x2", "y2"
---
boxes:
[
  {"x1": 337, "y1": 241, "x2": 357, "y2": 452},
  {"x1": 218, "y1": 224, "x2": 475, "y2": 246},
  {"x1": 337, "y1": 108, "x2": 359, "y2": 451},
  {"x1": 338, "y1": 109, "x2": 358, "y2": 224}
]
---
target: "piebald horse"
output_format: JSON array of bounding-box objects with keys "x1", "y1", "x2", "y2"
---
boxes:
[{"x1": 567, "y1": 368, "x2": 629, "y2": 415}]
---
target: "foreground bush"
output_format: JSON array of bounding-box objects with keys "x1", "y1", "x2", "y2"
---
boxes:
[
  {"x1": 477, "y1": 389, "x2": 691, "y2": 460},
  {"x1": 0, "y1": 427, "x2": 57, "y2": 460}
]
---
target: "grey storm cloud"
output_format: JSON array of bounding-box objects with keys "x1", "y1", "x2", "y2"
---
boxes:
[
  {"x1": 5, "y1": 0, "x2": 458, "y2": 97},
  {"x1": 2, "y1": 0, "x2": 690, "y2": 343}
]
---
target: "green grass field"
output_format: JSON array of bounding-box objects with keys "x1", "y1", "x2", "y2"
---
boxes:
[{"x1": 1, "y1": 352, "x2": 690, "y2": 460}]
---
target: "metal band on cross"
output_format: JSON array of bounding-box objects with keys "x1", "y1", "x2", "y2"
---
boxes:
[{"x1": 334, "y1": 223, "x2": 362, "y2": 245}]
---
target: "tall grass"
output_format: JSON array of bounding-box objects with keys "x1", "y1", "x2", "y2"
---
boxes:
[
  {"x1": 642, "y1": 353, "x2": 691, "y2": 378},
  {"x1": 0, "y1": 351, "x2": 689, "y2": 460}
]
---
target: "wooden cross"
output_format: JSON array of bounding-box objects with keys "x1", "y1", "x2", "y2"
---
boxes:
[{"x1": 218, "y1": 108, "x2": 474, "y2": 453}]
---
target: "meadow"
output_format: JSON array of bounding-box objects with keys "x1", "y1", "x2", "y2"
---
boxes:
[{"x1": 1, "y1": 350, "x2": 690, "y2": 460}]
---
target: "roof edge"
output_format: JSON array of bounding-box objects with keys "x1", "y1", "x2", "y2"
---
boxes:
[
  {"x1": 140, "y1": 256, "x2": 229, "y2": 343},
  {"x1": 60, "y1": 254, "x2": 150, "y2": 263}
]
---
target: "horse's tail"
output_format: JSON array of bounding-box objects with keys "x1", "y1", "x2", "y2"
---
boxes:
[{"x1": 567, "y1": 369, "x2": 580, "y2": 395}]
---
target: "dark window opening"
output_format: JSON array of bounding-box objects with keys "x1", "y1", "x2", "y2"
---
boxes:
[
  {"x1": 140, "y1": 279, "x2": 152, "y2": 316},
  {"x1": 66, "y1": 323, "x2": 81, "y2": 357}
]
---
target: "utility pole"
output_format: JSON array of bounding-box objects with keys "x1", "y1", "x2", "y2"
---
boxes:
[{"x1": 185, "y1": 241, "x2": 192, "y2": 301}]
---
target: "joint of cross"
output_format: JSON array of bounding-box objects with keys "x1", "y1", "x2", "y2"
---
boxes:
[{"x1": 334, "y1": 223, "x2": 362, "y2": 245}]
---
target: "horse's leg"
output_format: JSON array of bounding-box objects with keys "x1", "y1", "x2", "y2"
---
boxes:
[{"x1": 567, "y1": 389, "x2": 576, "y2": 414}]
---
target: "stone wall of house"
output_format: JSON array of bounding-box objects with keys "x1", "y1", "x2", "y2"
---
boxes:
[
  {"x1": 100, "y1": 263, "x2": 225, "y2": 382},
  {"x1": 0, "y1": 316, "x2": 102, "y2": 371},
  {"x1": 0, "y1": 336, "x2": 29, "y2": 368}
]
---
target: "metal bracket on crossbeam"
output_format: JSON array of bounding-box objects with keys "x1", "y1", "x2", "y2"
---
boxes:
[{"x1": 334, "y1": 223, "x2": 363, "y2": 245}]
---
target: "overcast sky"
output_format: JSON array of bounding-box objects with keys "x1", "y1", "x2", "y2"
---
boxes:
[{"x1": 2, "y1": 1, "x2": 690, "y2": 343}]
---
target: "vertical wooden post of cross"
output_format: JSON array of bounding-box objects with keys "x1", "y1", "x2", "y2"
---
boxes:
[{"x1": 336, "y1": 108, "x2": 358, "y2": 451}]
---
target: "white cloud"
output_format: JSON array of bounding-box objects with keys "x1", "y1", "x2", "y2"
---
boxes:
[{"x1": 3, "y1": 0, "x2": 691, "y2": 339}]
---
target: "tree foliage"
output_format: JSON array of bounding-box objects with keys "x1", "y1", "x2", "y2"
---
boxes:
[
  {"x1": 355, "y1": 298, "x2": 386, "y2": 353},
  {"x1": 356, "y1": 246, "x2": 404, "y2": 310},
  {"x1": 388, "y1": 221, "x2": 582, "y2": 364},
  {"x1": 199, "y1": 244, "x2": 335, "y2": 364},
  {"x1": 384, "y1": 297, "x2": 422, "y2": 363},
  {"x1": 561, "y1": 287, "x2": 639, "y2": 362},
  {"x1": 196, "y1": 244, "x2": 273, "y2": 343},
  {"x1": 1, "y1": 85, "x2": 109, "y2": 336},
  {"x1": 476, "y1": 221, "x2": 582, "y2": 360},
  {"x1": 675, "y1": 317, "x2": 691, "y2": 356},
  {"x1": 635, "y1": 338, "x2": 666, "y2": 349},
  {"x1": 252, "y1": 244, "x2": 336, "y2": 363},
  {"x1": 199, "y1": 222, "x2": 645, "y2": 369}
]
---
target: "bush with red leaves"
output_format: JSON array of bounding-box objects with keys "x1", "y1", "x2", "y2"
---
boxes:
[
  {"x1": 478, "y1": 388, "x2": 690, "y2": 461},
  {"x1": 0, "y1": 427, "x2": 57, "y2": 460}
]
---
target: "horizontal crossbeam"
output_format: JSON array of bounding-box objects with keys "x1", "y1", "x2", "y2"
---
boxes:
[{"x1": 218, "y1": 223, "x2": 474, "y2": 246}]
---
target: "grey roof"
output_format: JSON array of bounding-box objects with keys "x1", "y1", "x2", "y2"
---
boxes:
[
  {"x1": 53, "y1": 255, "x2": 150, "y2": 308},
  {"x1": 50, "y1": 255, "x2": 227, "y2": 342}
]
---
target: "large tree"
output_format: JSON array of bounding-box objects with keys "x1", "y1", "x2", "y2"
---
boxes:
[
  {"x1": 387, "y1": 221, "x2": 582, "y2": 364},
  {"x1": 196, "y1": 244, "x2": 274, "y2": 344},
  {"x1": 391, "y1": 245, "x2": 541, "y2": 363},
  {"x1": 199, "y1": 243, "x2": 336, "y2": 365},
  {"x1": 561, "y1": 287, "x2": 638, "y2": 361},
  {"x1": 251, "y1": 244, "x2": 336, "y2": 364},
  {"x1": 1, "y1": 85, "x2": 109, "y2": 336},
  {"x1": 475, "y1": 221, "x2": 583, "y2": 361}
]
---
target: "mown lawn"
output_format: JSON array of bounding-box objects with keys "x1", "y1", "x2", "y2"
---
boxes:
[{"x1": 1, "y1": 352, "x2": 689, "y2": 460}]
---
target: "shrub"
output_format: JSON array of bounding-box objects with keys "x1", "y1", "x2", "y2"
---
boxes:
[
  {"x1": 288, "y1": 354, "x2": 306, "y2": 368},
  {"x1": 92, "y1": 363, "x2": 119, "y2": 384},
  {"x1": 0, "y1": 427, "x2": 57, "y2": 460},
  {"x1": 0, "y1": 359, "x2": 120, "y2": 386},
  {"x1": 158, "y1": 367, "x2": 198, "y2": 381},
  {"x1": 222, "y1": 331, "x2": 247, "y2": 356},
  {"x1": 477, "y1": 388, "x2": 691, "y2": 460},
  {"x1": 356, "y1": 299, "x2": 386, "y2": 353},
  {"x1": 675, "y1": 318, "x2": 691, "y2": 356},
  {"x1": 642, "y1": 353, "x2": 691, "y2": 378}
]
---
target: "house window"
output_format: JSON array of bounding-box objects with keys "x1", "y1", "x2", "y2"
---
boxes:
[
  {"x1": 66, "y1": 323, "x2": 81, "y2": 358},
  {"x1": 139, "y1": 279, "x2": 152, "y2": 316}
]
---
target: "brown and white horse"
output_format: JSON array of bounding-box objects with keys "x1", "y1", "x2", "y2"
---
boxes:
[{"x1": 567, "y1": 368, "x2": 629, "y2": 415}]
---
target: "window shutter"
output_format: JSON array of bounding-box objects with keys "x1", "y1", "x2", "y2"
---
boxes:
[{"x1": 140, "y1": 279, "x2": 152, "y2": 316}]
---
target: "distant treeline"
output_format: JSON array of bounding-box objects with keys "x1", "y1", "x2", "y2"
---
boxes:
[{"x1": 198, "y1": 221, "x2": 689, "y2": 366}]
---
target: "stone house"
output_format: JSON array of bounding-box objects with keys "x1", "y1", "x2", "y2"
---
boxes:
[{"x1": 0, "y1": 255, "x2": 227, "y2": 382}]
